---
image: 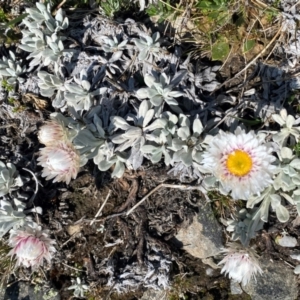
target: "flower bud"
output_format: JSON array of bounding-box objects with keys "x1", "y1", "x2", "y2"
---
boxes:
[
  {"x1": 37, "y1": 141, "x2": 80, "y2": 184},
  {"x1": 38, "y1": 120, "x2": 67, "y2": 146},
  {"x1": 8, "y1": 224, "x2": 56, "y2": 269}
]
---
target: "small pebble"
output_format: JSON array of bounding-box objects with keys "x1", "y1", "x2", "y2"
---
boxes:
[
  {"x1": 290, "y1": 252, "x2": 300, "y2": 261},
  {"x1": 205, "y1": 268, "x2": 214, "y2": 276},
  {"x1": 275, "y1": 235, "x2": 297, "y2": 247}
]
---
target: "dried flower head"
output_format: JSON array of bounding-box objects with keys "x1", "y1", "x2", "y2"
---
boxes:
[
  {"x1": 8, "y1": 224, "x2": 56, "y2": 269},
  {"x1": 218, "y1": 243, "x2": 263, "y2": 286},
  {"x1": 202, "y1": 127, "x2": 276, "y2": 200},
  {"x1": 37, "y1": 141, "x2": 80, "y2": 184},
  {"x1": 38, "y1": 119, "x2": 67, "y2": 146}
]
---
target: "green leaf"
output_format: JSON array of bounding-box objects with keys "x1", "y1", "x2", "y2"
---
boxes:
[
  {"x1": 211, "y1": 41, "x2": 230, "y2": 61},
  {"x1": 7, "y1": 13, "x2": 28, "y2": 28},
  {"x1": 228, "y1": 115, "x2": 262, "y2": 126},
  {"x1": 243, "y1": 40, "x2": 255, "y2": 53}
]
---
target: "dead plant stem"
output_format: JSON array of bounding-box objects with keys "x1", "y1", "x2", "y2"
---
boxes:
[
  {"x1": 53, "y1": 0, "x2": 67, "y2": 15},
  {"x1": 90, "y1": 190, "x2": 112, "y2": 226},
  {"x1": 126, "y1": 183, "x2": 208, "y2": 216},
  {"x1": 158, "y1": 0, "x2": 184, "y2": 12},
  {"x1": 61, "y1": 262, "x2": 86, "y2": 273}
]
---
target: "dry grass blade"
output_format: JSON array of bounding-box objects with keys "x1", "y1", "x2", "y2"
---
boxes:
[
  {"x1": 213, "y1": 24, "x2": 283, "y2": 92},
  {"x1": 0, "y1": 241, "x2": 15, "y2": 289}
]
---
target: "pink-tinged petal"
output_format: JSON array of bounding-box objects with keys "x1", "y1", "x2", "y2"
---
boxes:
[
  {"x1": 38, "y1": 120, "x2": 68, "y2": 146},
  {"x1": 8, "y1": 224, "x2": 56, "y2": 269},
  {"x1": 218, "y1": 243, "x2": 263, "y2": 286},
  {"x1": 38, "y1": 142, "x2": 80, "y2": 184}
]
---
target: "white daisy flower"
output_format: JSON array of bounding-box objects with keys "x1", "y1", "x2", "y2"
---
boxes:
[
  {"x1": 202, "y1": 127, "x2": 276, "y2": 200},
  {"x1": 218, "y1": 243, "x2": 263, "y2": 286}
]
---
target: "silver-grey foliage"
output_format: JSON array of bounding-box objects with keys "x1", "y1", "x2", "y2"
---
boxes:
[
  {"x1": 65, "y1": 70, "x2": 107, "y2": 111},
  {"x1": 101, "y1": 35, "x2": 128, "y2": 53},
  {"x1": 133, "y1": 32, "x2": 161, "y2": 61},
  {"x1": 0, "y1": 51, "x2": 26, "y2": 86},
  {"x1": 37, "y1": 67, "x2": 66, "y2": 108},
  {"x1": 168, "y1": 114, "x2": 204, "y2": 167},
  {"x1": 136, "y1": 72, "x2": 185, "y2": 109},
  {"x1": 0, "y1": 199, "x2": 41, "y2": 238},
  {"x1": 19, "y1": 3, "x2": 69, "y2": 68},
  {"x1": 226, "y1": 208, "x2": 264, "y2": 246},
  {"x1": 0, "y1": 162, "x2": 23, "y2": 197}
]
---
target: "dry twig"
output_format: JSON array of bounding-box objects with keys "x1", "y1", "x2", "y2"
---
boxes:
[
  {"x1": 126, "y1": 183, "x2": 208, "y2": 216},
  {"x1": 90, "y1": 190, "x2": 112, "y2": 226}
]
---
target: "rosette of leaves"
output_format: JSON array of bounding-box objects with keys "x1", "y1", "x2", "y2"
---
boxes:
[
  {"x1": 97, "y1": 143, "x2": 129, "y2": 178},
  {"x1": 37, "y1": 67, "x2": 66, "y2": 108},
  {"x1": 133, "y1": 32, "x2": 161, "y2": 61},
  {"x1": 19, "y1": 3, "x2": 69, "y2": 68},
  {"x1": 42, "y1": 33, "x2": 74, "y2": 66},
  {"x1": 136, "y1": 72, "x2": 185, "y2": 111},
  {"x1": 73, "y1": 113, "x2": 111, "y2": 164},
  {"x1": 73, "y1": 110, "x2": 127, "y2": 178},
  {"x1": 23, "y1": 3, "x2": 69, "y2": 34},
  {"x1": 0, "y1": 162, "x2": 23, "y2": 197},
  {"x1": 226, "y1": 208, "x2": 264, "y2": 246},
  {"x1": 111, "y1": 100, "x2": 167, "y2": 152},
  {"x1": 19, "y1": 27, "x2": 48, "y2": 67},
  {"x1": 0, "y1": 199, "x2": 41, "y2": 238},
  {"x1": 98, "y1": 51, "x2": 122, "y2": 75},
  {"x1": 20, "y1": 32, "x2": 70, "y2": 67},
  {"x1": 273, "y1": 147, "x2": 300, "y2": 192},
  {"x1": 101, "y1": 35, "x2": 128, "y2": 53},
  {"x1": 141, "y1": 112, "x2": 178, "y2": 165},
  {"x1": 65, "y1": 70, "x2": 107, "y2": 111},
  {"x1": 272, "y1": 109, "x2": 300, "y2": 146},
  {"x1": 0, "y1": 51, "x2": 26, "y2": 86},
  {"x1": 168, "y1": 114, "x2": 204, "y2": 167}
]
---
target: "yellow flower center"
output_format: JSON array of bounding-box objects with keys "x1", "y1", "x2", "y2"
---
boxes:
[{"x1": 226, "y1": 150, "x2": 253, "y2": 177}]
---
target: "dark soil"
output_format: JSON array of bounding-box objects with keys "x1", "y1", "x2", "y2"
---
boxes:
[{"x1": 39, "y1": 163, "x2": 252, "y2": 300}]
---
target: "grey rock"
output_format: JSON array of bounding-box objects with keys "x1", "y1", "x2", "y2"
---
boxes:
[
  {"x1": 230, "y1": 280, "x2": 243, "y2": 295},
  {"x1": 140, "y1": 289, "x2": 168, "y2": 300},
  {"x1": 1, "y1": 282, "x2": 60, "y2": 300},
  {"x1": 243, "y1": 258, "x2": 298, "y2": 300},
  {"x1": 175, "y1": 202, "x2": 223, "y2": 259},
  {"x1": 290, "y1": 251, "x2": 300, "y2": 261},
  {"x1": 294, "y1": 265, "x2": 300, "y2": 274}
]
